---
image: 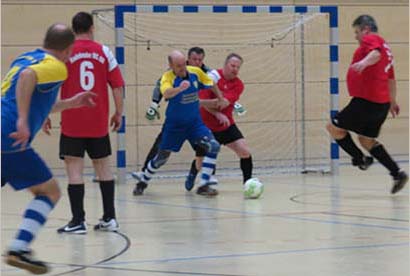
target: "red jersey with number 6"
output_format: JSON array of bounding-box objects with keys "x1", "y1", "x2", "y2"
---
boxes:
[
  {"x1": 61, "y1": 39, "x2": 124, "y2": 137},
  {"x1": 346, "y1": 33, "x2": 394, "y2": 104}
]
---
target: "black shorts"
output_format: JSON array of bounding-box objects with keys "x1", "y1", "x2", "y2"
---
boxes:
[
  {"x1": 332, "y1": 97, "x2": 390, "y2": 138},
  {"x1": 195, "y1": 124, "x2": 244, "y2": 157},
  {"x1": 59, "y1": 134, "x2": 112, "y2": 160}
]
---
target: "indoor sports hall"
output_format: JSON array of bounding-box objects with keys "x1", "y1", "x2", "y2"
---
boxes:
[{"x1": 1, "y1": 1, "x2": 408, "y2": 276}]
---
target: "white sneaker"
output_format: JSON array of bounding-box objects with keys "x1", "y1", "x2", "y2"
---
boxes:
[
  {"x1": 131, "y1": 171, "x2": 144, "y2": 181},
  {"x1": 94, "y1": 218, "x2": 119, "y2": 232},
  {"x1": 208, "y1": 175, "x2": 218, "y2": 185}
]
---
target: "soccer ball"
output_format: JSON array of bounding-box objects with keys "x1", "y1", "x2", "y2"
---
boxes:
[{"x1": 243, "y1": 178, "x2": 264, "y2": 199}]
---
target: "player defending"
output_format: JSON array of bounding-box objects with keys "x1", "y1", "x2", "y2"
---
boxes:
[
  {"x1": 133, "y1": 50, "x2": 227, "y2": 196},
  {"x1": 185, "y1": 53, "x2": 253, "y2": 191},
  {"x1": 1, "y1": 24, "x2": 96, "y2": 274},
  {"x1": 326, "y1": 15, "x2": 408, "y2": 194}
]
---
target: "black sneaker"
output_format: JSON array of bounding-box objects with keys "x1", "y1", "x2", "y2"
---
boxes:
[
  {"x1": 57, "y1": 220, "x2": 87, "y2": 234},
  {"x1": 5, "y1": 249, "x2": 49, "y2": 274},
  {"x1": 391, "y1": 171, "x2": 408, "y2": 194},
  {"x1": 196, "y1": 185, "x2": 218, "y2": 197},
  {"x1": 133, "y1": 181, "x2": 148, "y2": 196},
  {"x1": 352, "y1": 156, "x2": 373, "y2": 170}
]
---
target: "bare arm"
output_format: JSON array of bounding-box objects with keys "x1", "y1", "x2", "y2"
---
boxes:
[
  {"x1": 110, "y1": 86, "x2": 124, "y2": 131},
  {"x1": 9, "y1": 68, "x2": 37, "y2": 147},
  {"x1": 199, "y1": 99, "x2": 219, "y2": 110},
  {"x1": 51, "y1": 91, "x2": 97, "y2": 113},
  {"x1": 389, "y1": 79, "x2": 400, "y2": 117},
  {"x1": 351, "y1": 49, "x2": 381, "y2": 73},
  {"x1": 16, "y1": 68, "x2": 36, "y2": 122},
  {"x1": 163, "y1": 80, "x2": 190, "y2": 99}
]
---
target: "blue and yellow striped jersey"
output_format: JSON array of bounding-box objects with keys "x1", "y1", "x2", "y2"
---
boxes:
[
  {"x1": 1, "y1": 48, "x2": 67, "y2": 152},
  {"x1": 160, "y1": 65, "x2": 213, "y2": 125}
]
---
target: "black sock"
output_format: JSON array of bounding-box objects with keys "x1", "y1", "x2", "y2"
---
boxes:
[
  {"x1": 240, "y1": 156, "x2": 253, "y2": 183},
  {"x1": 190, "y1": 159, "x2": 198, "y2": 176},
  {"x1": 67, "y1": 184, "x2": 85, "y2": 223},
  {"x1": 99, "y1": 180, "x2": 116, "y2": 220},
  {"x1": 369, "y1": 144, "x2": 400, "y2": 177},
  {"x1": 335, "y1": 133, "x2": 364, "y2": 162}
]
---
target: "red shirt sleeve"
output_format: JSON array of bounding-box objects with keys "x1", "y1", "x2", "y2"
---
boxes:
[
  {"x1": 361, "y1": 34, "x2": 382, "y2": 53},
  {"x1": 108, "y1": 66, "x2": 125, "y2": 88}
]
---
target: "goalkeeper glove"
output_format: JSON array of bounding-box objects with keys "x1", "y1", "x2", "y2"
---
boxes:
[
  {"x1": 234, "y1": 102, "x2": 247, "y2": 116},
  {"x1": 145, "y1": 102, "x2": 160, "y2": 120}
]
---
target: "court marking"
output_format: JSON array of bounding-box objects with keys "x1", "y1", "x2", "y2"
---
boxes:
[
  {"x1": 110, "y1": 198, "x2": 409, "y2": 232},
  {"x1": 50, "y1": 231, "x2": 131, "y2": 276},
  {"x1": 104, "y1": 242, "x2": 408, "y2": 266}
]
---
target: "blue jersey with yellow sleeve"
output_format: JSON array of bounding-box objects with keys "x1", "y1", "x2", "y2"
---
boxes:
[
  {"x1": 160, "y1": 65, "x2": 213, "y2": 126},
  {"x1": 1, "y1": 48, "x2": 67, "y2": 152}
]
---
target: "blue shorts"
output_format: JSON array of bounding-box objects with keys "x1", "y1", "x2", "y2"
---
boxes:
[
  {"x1": 1, "y1": 148, "x2": 53, "y2": 190},
  {"x1": 160, "y1": 121, "x2": 213, "y2": 152}
]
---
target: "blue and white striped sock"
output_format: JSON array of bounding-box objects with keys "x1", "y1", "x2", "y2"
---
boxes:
[
  {"x1": 9, "y1": 196, "x2": 54, "y2": 252},
  {"x1": 199, "y1": 153, "x2": 217, "y2": 187},
  {"x1": 141, "y1": 160, "x2": 158, "y2": 182}
]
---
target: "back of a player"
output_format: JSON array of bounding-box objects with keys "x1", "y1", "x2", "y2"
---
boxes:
[{"x1": 61, "y1": 39, "x2": 118, "y2": 137}]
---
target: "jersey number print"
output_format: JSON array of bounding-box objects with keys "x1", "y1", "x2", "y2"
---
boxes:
[{"x1": 80, "y1": 61, "x2": 95, "y2": 90}]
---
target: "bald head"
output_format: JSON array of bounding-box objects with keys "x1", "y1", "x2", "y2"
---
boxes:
[
  {"x1": 43, "y1": 23, "x2": 75, "y2": 51},
  {"x1": 168, "y1": 50, "x2": 187, "y2": 77},
  {"x1": 168, "y1": 50, "x2": 185, "y2": 64}
]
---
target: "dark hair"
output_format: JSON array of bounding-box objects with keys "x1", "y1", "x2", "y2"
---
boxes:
[
  {"x1": 352, "y1": 15, "x2": 378, "y2": 32},
  {"x1": 43, "y1": 23, "x2": 75, "y2": 50},
  {"x1": 72, "y1": 12, "x2": 93, "y2": 34},
  {"x1": 188, "y1": 47, "x2": 205, "y2": 57},
  {"x1": 225, "y1": 53, "x2": 243, "y2": 64}
]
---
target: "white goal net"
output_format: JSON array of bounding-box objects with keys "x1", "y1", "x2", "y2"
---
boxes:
[{"x1": 93, "y1": 8, "x2": 332, "y2": 176}]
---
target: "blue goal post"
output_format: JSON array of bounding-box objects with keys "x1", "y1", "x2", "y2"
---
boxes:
[{"x1": 112, "y1": 5, "x2": 339, "y2": 183}]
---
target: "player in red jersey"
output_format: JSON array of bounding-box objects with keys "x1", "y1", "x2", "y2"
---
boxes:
[
  {"x1": 326, "y1": 15, "x2": 407, "y2": 194},
  {"x1": 184, "y1": 53, "x2": 253, "y2": 191},
  {"x1": 55, "y1": 12, "x2": 125, "y2": 233}
]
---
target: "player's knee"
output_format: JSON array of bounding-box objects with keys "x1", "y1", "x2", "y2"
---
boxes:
[
  {"x1": 32, "y1": 178, "x2": 61, "y2": 204},
  {"x1": 208, "y1": 139, "x2": 220, "y2": 155},
  {"x1": 326, "y1": 122, "x2": 346, "y2": 139},
  {"x1": 237, "y1": 148, "x2": 251, "y2": 159},
  {"x1": 358, "y1": 136, "x2": 377, "y2": 151}
]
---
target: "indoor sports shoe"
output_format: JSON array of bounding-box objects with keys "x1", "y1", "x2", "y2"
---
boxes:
[
  {"x1": 196, "y1": 185, "x2": 218, "y2": 197},
  {"x1": 352, "y1": 156, "x2": 373, "y2": 170},
  {"x1": 391, "y1": 171, "x2": 408, "y2": 194},
  {"x1": 57, "y1": 220, "x2": 87, "y2": 234},
  {"x1": 131, "y1": 171, "x2": 144, "y2": 180},
  {"x1": 208, "y1": 175, "x2": 218, "y2": 185},
  {"x1": 133, "y1": 181, "x2": 148, "y2": 196},
  {"x1": 5, "y1": 249, "x2": 49, "y2": 274},
  {"x1": 94, "y1": 218, "x2": 119, "y2": 232},
  {"x1": 184, "y1": 172, "x2": 197, "y2": 191}
]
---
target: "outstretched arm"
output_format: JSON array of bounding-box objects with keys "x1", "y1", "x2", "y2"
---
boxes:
[{"x1": 51, "y1": 91, "x2": 97, "y2": 113}]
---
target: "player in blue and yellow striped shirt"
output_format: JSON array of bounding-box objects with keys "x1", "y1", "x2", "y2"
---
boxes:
[
  {"x1": 1, "y1": 23, "x2": 96, "y2": 274},
  {"x1": 133, "y1": 50, "x2": 228, "y2": 196}
]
